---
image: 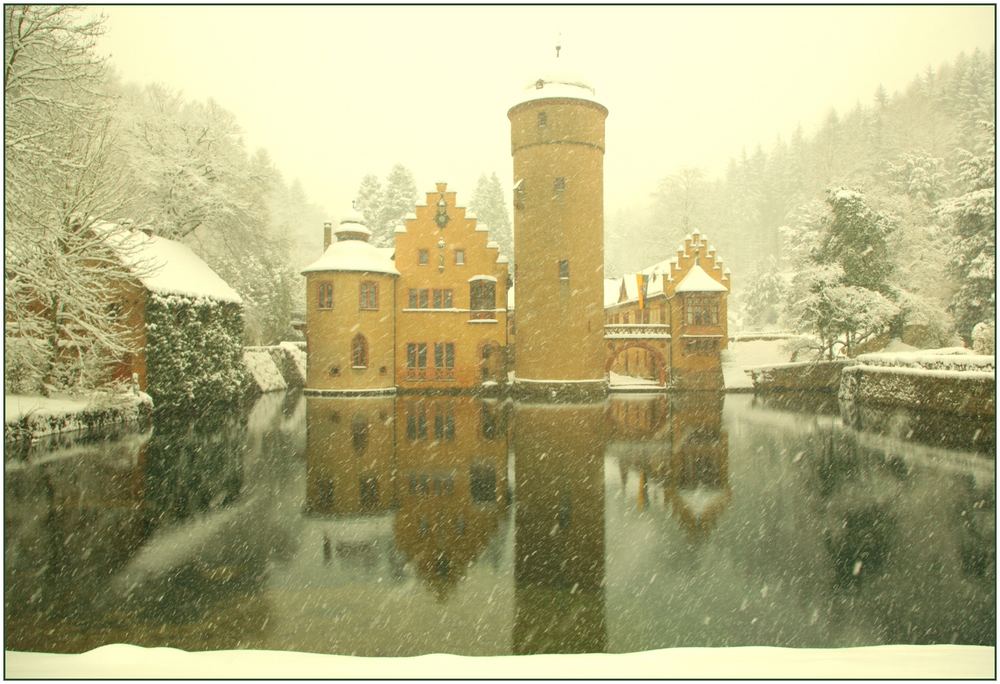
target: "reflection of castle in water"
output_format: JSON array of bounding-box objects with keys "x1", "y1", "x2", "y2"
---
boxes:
[
  {"x1": 608, "y1": 394, "x2": 730, "y2": 541},
  {"x1": 512, "y1": 402, "x2": 607, "y2": 654},
  {"x1": 304, "y1": 395, "x2": 510, "y2": 598}
]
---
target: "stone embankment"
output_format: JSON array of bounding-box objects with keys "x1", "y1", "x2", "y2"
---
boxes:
[
  {"x1": 749, "y1": 348, "x2": 995, "y2": 418},
  {"x1": 4, "y1": 391, "x2": 154, "y2": 447}
]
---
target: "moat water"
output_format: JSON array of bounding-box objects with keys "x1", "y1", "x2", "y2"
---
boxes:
[{"x1": 5, "y1": 391, "x2": 995, "y2": 656}]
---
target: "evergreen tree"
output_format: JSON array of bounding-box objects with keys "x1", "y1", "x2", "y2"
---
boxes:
[
  {"x1": 941, "y1": 125, "x2": 996, "y2": 343},
  {"x1": 815, "y1": 187, "x2": 895, "y2": 293},
  {"x1": 353, "y1": 165, "x2": 417, "y2": 247},
  {"x1": 469, "y1": 172, "x2": 513, "y2": 264}
]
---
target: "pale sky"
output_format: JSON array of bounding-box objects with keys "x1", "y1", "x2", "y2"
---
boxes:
[{"x1": 91, "y1": 5, "x2": 994, "y2": 219}]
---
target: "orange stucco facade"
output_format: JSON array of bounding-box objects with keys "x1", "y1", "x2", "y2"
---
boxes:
[
  {"x1": 394, "y1": 184, "x2": 509, "y2": 391},
  {"x1": 604, "y1": 231, "x2": 731, "y2": 390},
  {"x1": 304, "y1": 269, "x2": 398, "y2": 393},
  {"x1": 303, "y1": 185, "x2": 509, "y2": 395}
]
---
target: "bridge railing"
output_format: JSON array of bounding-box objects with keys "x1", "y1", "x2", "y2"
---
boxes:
[{"x1": 604, "y1": 324, "x2": 671, "y2": 339}]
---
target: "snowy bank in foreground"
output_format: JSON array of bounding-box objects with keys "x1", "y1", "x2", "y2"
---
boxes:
[
  {"x1": 4, "y1": 392, "x2": 153, "y2": 444},
  {"x1": 5, "y1": 644, "x2": 993, "y2": 679}
]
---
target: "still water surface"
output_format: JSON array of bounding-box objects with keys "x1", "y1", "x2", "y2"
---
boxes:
[{"x1": 5, "y1": 392, "x2": 995, "y2": 655}]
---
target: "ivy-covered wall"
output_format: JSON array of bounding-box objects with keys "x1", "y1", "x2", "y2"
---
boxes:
[{"x1": 145, "y1": 293, "x2": 246, "y2": 410}]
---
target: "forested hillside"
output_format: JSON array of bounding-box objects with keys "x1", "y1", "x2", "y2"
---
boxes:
[{"x1": 607, "y1": 48, "x2": 995, "y2": 346}]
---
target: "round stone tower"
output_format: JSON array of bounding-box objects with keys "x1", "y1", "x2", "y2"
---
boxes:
[{"x1": 508, "y1": 49, "x2": 608, "y2": 399}]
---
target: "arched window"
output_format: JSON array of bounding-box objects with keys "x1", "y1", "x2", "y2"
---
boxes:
[
  {"x1": 359, "y1": 281, "x2": 378, "y2": 310},
  {"x1": 317, "y1": 281, "x2": 334, "y2": 309},
  {"x1": 351, "y1": 334, "x2": 368, "y2": 368}
]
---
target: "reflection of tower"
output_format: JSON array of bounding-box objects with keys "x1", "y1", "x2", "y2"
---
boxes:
[
  {"x1": 393, "y1": 396, "x2": 510, "y2": 600},
  {"x1": 513, "y1": 402, "x2": 607, "y2": 654},
  {"x1": 509, "y1": 47, "x2": 608, "y2": 399},
  {"x1": 666, "y1": 394, "x2": 730, "y2": 541}
]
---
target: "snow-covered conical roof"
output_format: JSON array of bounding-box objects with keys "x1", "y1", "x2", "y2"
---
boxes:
[
  {"x1": 512, "y1": 44, "x2": 603, "y2": 109},
  {"x1": 334, "y1": 210, "x2": 372, "y2": 240}
]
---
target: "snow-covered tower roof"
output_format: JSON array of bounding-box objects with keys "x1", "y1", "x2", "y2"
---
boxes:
[
  {"x1": 302, "y1": 211, "x2": 399, "y2": 276},
  {"x1": 513, "y1": 41, "x2": 603, "y2": 109}
]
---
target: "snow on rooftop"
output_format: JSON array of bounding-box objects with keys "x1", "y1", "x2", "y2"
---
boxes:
[
  {"x1": 486, "y1": 240, "x2": 499, "y2": 249},
  {"x1": 496, "y1": 254, "x2": 509, "y2": 264},
  {"x1": 302, "y1": 239, "x2": 400, "y2": 276},
  {"x1": 468, "y1": 274, "x2": 497, "y2": 283},
  {"x1": 604, "y1": 277, "x2": 622, "y2": 307},
  {"x1": 675, "y1": 264, "x2": 728, "y2": 293},
  {"x1": 476, "y1": 223, "x2": 491, "y2": 233},
  {"x1": 101, "y1": 223, "x2": 242, "y2": 304}
]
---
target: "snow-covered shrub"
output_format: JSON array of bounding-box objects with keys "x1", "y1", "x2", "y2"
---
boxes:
[
  {"x1": 278, "y1": 341, "x2": 307, "y2": 385},
  {"x1": 145, "y1": 293, "x2": 246, "y2": 410},
  {"x1": 972, "y1": 321, "x2": 995, "y2": 355},
  {"x1": 243, "y1": 347, "x2": 287, "y2": 395}
]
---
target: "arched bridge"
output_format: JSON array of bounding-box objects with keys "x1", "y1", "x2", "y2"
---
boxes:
[{"x1": 604, "y1": 324, "x2": 671, "y2": 387}]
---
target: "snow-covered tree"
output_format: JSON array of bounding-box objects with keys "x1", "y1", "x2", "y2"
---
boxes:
[
  {"x1": 742, "y1": 256, "x2": 787, "y2": 329},
  {"x1": 4, "y1": 7, "x2": 142, "y2": 394},
  {"x1": 940, "y1": 129, "x2": 996, "y2": 343},
  {"x1": 788, "y1": 265, "x2": 899, "y2": 359},
  {"x1": 469, "y1": 172, "x2": 513, "y2": 264},
  {"x1": 354, "y1": 164, "x2": 417, "y2": 247},
  {"x1": 815, "y1": 187, "x2": 895, "y2": 293}
]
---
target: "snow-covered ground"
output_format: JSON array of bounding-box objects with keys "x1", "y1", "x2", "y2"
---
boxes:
[
  {"x1": 4, "y1": 392, "x2": 153, "y2": 440},
  {"x1": 722, "y1": 339, "x2": 794, "y2": 390},
  {"x1": 5, "y1": 644, "x2": 993, "y2": 679},
  {"x1": 608, "y1": 371, "x2": 660, "y2": 387}
]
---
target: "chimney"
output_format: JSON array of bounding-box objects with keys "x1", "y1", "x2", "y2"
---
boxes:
[{"x1": 323, "y1": 221, "x2": 332, "y2": 250}]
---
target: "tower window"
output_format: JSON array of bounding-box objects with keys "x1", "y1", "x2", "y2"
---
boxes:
[
  {"x1": 538, "y1": 111, "x2": 547, "y2": 128},
  {"x1": 318, "y1": 282, "x2": 334, "y2": 309},
  {"x1": 418, "y1": 249, "x2": 429, "y2": 265},
  {"x1": 514, "y1": 179, "x2": 525, "y2": 210},
  {"x1": 559, "y1": 259, "x2": 570, "y2": 280},
  {"x1": 554, "y1": 177, "x2": 566, "y2": 195},
  {"x1": 454, "y1": 249, "x2": 465, "y2": 265},
  {"x1": 351, "y1": 334, "x2": 368, "y2": 368},
  {"x1": 359, "y1": 281, "x2": 378, "y2": 310}
]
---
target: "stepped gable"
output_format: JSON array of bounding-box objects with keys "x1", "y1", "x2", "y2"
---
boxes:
[
  {"x1": 663, "y1": 229, "x2": 731, "y2": 298},
  {"x1": 396, "y1": 182, "x2": 507, "y2": 268}
]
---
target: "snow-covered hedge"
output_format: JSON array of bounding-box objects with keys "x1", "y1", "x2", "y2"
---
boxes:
[
  {"x1": 854, "y1": 348, "x2": 994, "y2": 373},
  {"x1": 747, "y1": 360, "x2": 850, "y2": 393},
  {"x1": 279, "y1": 341, "x2": 307, "y2": 385},
  {"x1": 145, "y1": 293, "x2": 246, "y2": 410},
  {"x1": 840, "y1": 363, "x2": 994, "y2": 417},
  {"x1": 243, "y1": 347, "x2": 287, "y2": 394},
  {"x1": 4, "y1": 391, "x2": 153, "y2": 446}
]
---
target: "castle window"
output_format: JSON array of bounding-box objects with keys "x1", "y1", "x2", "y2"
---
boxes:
[
  {"x1": 418, "y1": 249, "x2": 429, "y2": 265},
  {"x1": 455, "y1": 249, "x2": 465, "y2": 265},
  {"x1": 406, "y1": 401, "x2": 428, "y2": 440},
  {"x1": 514, "y1": 179, "x2": 525, "y2": 210},
  {"x1": 432, "y1": 289, "x2": 453, "y2": 309},
  {"x1": 470, "y1": 464, "x2": 497, "y2": 504},
  {"x1": 351, "y1": 334, "x2": 368, "y2": 368},
  {"x1": 559, "y1": 259, "x2": 570, "y2": 280},
  {"x1": 554, "y1": 177, "x2": 566, "y2": 195},
  {"x1": 318, "y1": 282, "x2": 334, "y2": 309},
  {"x1": 469, "y1": 279, "x2": 496, "y2": 319},
  {"x1": 406, "y1": 343, "x2": 428, "y2": 370},
  {"x1": 685, "y1": 295, "x2": 719, "y2": 326},
  {"x1": 434, "y1": 404, "x2": 455, "y2": 440},
  {"x1": 408, "y1": 289, "x2": 418, "y2": 308},
  {"x1": 419, "y1": 289, "x2": 429, "y2": 308},
  {"x1": 359, "y1": 476, "x2": 379, "y2": 511},
  {"x1": 434, "y1": 342, "x2": 455, "y2": 376},
  {"x1": 538, "y1": 111, "x2": 547, "y2": 128},
  {"x1": 351, "y1": 414, "x2": 368, "y2": 453},
  {"x1": 359, "y1": 281, "x2": 378, "y2": 310}
]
